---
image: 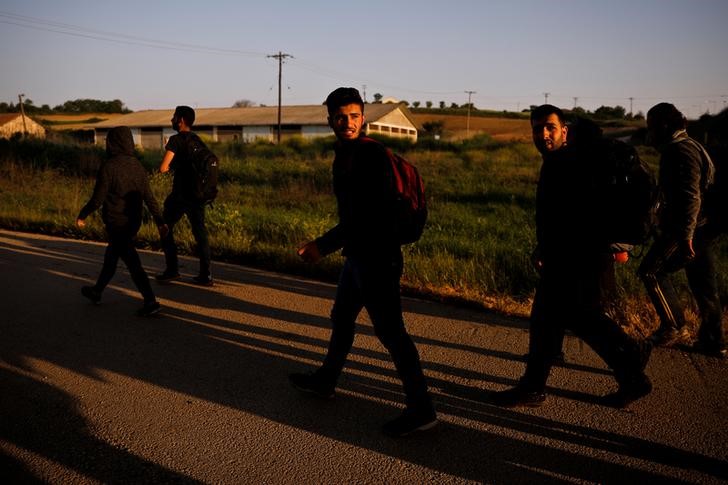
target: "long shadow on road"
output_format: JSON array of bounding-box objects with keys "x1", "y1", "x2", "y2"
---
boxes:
[{"x1": 1, "y1": 230, "x2": 725, "y2": 483}]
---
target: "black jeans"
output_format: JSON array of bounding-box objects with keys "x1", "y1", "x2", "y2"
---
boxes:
[
  {"x1": 95, "y1": 226, "x2": 155, "y2": 303},
  {"x1": 521, "y1": 253, "x2": 645, "y2": 392},
  {"x1": 639, "y1": 227, "x2": 723, "y2": 347},
  {"x1": 161, "y1": 194, "x2": 211, "y2": 278},
  {"x1": 316, "y1": 253, "x2": 433, "y2": 413}
]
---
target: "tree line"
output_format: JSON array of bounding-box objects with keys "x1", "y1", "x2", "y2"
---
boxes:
[{"x1": 0, "y1": 98, "x2": 131, "y2": 114}]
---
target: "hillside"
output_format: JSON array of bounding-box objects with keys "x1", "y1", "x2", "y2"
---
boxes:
[{"x1": 411, "y1": 113, "x2": 532, "y2": 141}]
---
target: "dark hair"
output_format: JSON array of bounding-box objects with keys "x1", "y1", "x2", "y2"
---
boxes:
[
  {"x1": 530, "y1": 104, "x2": 566, "y2": 125},
  {"x1": 324, "y1": 87, "x2": 364, "y2": 116},
  {"x1": 174, "y1": 105, "x2": 196, "y2": 127},
  {"x1": 647, "y1": 102, "x2": 687, "y2": 131}
]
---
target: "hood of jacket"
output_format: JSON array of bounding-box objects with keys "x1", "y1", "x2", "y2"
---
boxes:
[{"x1": 106, "y1": 126, "x2": 136, "y2": 158}]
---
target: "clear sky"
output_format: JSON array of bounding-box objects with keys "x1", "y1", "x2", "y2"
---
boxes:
[{"x1": 1, "y1": 0, "x2": 726, "y2": 119}]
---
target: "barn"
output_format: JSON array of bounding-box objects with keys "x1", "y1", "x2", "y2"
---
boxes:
[
  {"x1": 0, "y1": 113, "x2": 46, "y2": 139},
  {"x1": 92, "y1": 103, "x2": 420, "y2": 150}
]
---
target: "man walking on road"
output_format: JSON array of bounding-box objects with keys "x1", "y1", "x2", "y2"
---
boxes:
[
  {"x1": 639, "y1": 102, "x2": 724, "y2": 357},
  {"x1": 491, "y1": 105, "x2": 653, "y2": 409},
  {"x1": 289, "y1": 87, "x2": 437, "y2": 437},
  {"x1": 156, "y1": 105, "x2": 214, "y2": 286},
  {"x1": 76, "y1": 126, "x2": 168, "y2": 316}
]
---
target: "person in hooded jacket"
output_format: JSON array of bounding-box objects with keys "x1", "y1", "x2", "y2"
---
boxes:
[{"x1": 76, "y1": 126, "x2": 168, "y2": 316}]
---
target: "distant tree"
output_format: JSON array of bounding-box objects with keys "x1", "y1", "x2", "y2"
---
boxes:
[
  {"x1": 439, "y1": 101, "x2": 446, "y2": 109},
  {"x1": 572, "y1": 106, "x2": 587, "y2": 115},
  {"x1": 373, "y1": 93, "x2": 383, "y2": 103},
  {"x1": 412, "y1": 101, "x2": 421, "y2": 108},
  {"x1": 450, "y1": 102, "x2": 459, "y2": 109},
  {"x1": 426, "y1": 101, "x2": 433, "y2": 108},
  {"x1": 633, "y1": 111, "x2": 645, "y2": 121},
  {"x1": 54, "y1": 98, "x2": 130, "y2": 114},
  {"x1": 232, "y1": 99, "x2": 256, "y2": 108},
  {"x1": 593, "y1": 105, "x2": 627, "y2": 119},
  {"x1": 400, "y1": 100, "x2": 410, "y2": 106},
  {"x1": 422, "y1": 120, "x2": 444, "y2": 136}
]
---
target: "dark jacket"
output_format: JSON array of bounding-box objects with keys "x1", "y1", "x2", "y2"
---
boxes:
[
  {"x1": 657, "y1": 131, "x2": 714, "y2": 240},
  {"x1": 78, "y1": 126, "x2": 164, "y2": 230},
  {"x1": 316, "y1": 137, "x2": 400, "y2": 259},
  {"x1": 536, "y1": 144, "x2": 605, "y2": 263}
]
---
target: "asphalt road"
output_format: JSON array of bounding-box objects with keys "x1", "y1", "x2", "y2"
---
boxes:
[{"x1": 1, "y1": 228, "x2": 726, "y2": 484}]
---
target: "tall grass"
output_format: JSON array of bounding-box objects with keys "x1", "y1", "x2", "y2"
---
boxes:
[{"x1": 1, "y1": 135, "x2": 726, "y2": 327}]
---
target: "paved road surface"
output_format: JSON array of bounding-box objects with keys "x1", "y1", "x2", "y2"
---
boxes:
[{"x1": 1, "y1": 229, "x2": 726, "y2": 484}]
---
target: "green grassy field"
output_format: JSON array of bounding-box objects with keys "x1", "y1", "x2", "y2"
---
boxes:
[{"x1": 1, "y1": 134, "x2": 725, "y2": 335}]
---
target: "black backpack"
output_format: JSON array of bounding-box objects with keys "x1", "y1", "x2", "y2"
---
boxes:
[
  {"x1": 360, "y1": 137, "x2": 427, "y2": 244},
  {"x1": 186, "y1": 133, "x2": 219, "y2": 204},
  {"x1": 592, "y1": 138, "x2": 659, "y2": 250}
]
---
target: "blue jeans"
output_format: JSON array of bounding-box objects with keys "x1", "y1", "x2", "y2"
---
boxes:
[
  {"x1": 161, "y1": 194, "x2": 211, "y2": 278},
  {"x1": 317, "y1": 253, "x2": 433, "y2": 413}
]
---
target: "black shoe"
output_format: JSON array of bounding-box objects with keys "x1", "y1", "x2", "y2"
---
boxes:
[
  {"x1": 382, "y1": 408, "x2": 438, "y2": 438},
  {"x1": 137, "y1": 301, "x2": 161, "y2": 317},
  {"x1": 155, "y1": 271, "x2": 180, "y2": 282},
  {"x1": 81, "y1": 285, "x2": 101, "y2": 304},
  {"x1": 602, "y1": 375, "x2": 652, "y2": 409},
  {"x1": 650, "y1": 326, "x2": 689, "y2": 346},
  {"x1": 636, "y1": 338, "x2": 653, "y2": 372},
  {"x1": 688, "y1": 341, "x2": 727, "y2": 359},
  {"x1": 490, "y1": 386, "x2": 546, "y2": 408},
  {"x1": 191, "y1": 275, "x2": 214, "y2": 287},
  {"x1": 288, "y1": 373, "x2": 335, "y2": 399}
]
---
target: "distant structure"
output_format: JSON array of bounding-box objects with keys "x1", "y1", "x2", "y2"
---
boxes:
[
  {"x1": 92, "y1": 103, "x2": 420, "y2": 149},
  {"x1": 0, "y1": 113, "x2": 46, "y2": 139}
]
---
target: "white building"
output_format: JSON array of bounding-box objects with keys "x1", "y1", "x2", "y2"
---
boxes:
[{"x1": 92, "y1": 104, "x2": 420, "y2": 150}]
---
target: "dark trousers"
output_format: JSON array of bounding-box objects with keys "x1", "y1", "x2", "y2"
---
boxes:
[
  {"x1": 316, "y1": 253, "x2": 433, "y2": 412},
  {"x1": 95, "y1": 227, "x2": 155, "y2": 303},
  {"x1": 521, "y1": 253, "x2": 645, "y2": 391},
  {"x1": 639, "y1": 227, "x2": 723, "y2": 347},
  {"x1": 161, "y1": 194, "x2": 211, "y2": 278}
]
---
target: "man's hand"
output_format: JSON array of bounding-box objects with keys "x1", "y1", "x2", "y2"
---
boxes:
[
  {"x1": 682, "y1": 238, "x2": 696, "y2": 261},
  {"x1": 76, "y1": 218, "x2": 86, "y2": 228},
  {"x1": 297, "y1": 241, "x2": 321, "y2": 264}
]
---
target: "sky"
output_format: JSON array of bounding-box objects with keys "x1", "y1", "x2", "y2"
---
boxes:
[{"x1": 1, "y1": 0, "x2": 727, "y2": 119}]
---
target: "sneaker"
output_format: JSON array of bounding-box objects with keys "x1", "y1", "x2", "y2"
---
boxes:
[
  {"x1": 155, "y1": 271, "x2": 180, "y2": 282},
  {"x1": 649, "y1": 326, "x2": 689, "y2": 346},
  {"x1": 688, "y1": 341, "x2": 727, "y2": 359},
  {"x1": 382, "y1": 408, "x2": 438, "y2": 437},
  {"x1": 288, "y1": 373, "x2": 335, "y2": 399},
  {"x1": 81, "y1": 286, "x2": 101, "y2": 304},
  {"x1": 191, "y1": 275, "x2": 214, "y2": 287},
  {"x1": 490, "y1": 386, "x2": 546, "y2": 408},
  {"x1": 602, "y1": 375, "x2": 652, "y2": 409},
  {"x1": 137, "y1": 301, "x2": 161, "y2": 317}
]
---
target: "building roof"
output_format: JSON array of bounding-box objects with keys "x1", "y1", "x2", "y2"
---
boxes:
[
  {"x1": 92, "y1": 103, "x2": 421, "y2": 129},
  {"x1": 0, "y1": 113, "x2": 22, "y2": 125}
]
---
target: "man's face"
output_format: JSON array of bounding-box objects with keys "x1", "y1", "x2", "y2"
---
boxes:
[
  {"x1": 531, "y1": 113, "x2": 568, "y2": 154},
  {"x1": 646, "y1": 115, "x2": 662, "y2": 147},
  {"x1": 171, "y1": 114, "x2": 181, "y2": 132},
  {"x1": 328, "y1": 103, "x2": 364, "y2": 141}
]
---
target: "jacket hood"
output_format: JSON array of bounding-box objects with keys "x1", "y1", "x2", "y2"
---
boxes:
[{"x1": 106, "y1": 126, "x2": 135, "y2": 157}]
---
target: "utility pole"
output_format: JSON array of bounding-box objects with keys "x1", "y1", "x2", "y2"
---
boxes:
[
  {"x1": 362, "y1": 84, "x2": 367, "y2": 103},
  {"x1": 543, "y1": 92, "x2": 550, "y2": 104},
  {"x1": 464, "y1": 90, "x2": 476, "y2": 138},
  {"x1": 628, "y1": 97, "x2": 634, "y2": 116},
  {"x1": 573, "y1": 97, "x2": 578, "y2": 109},
  {"x1": 267, "y1": 51, "x2": 293, "y2": 144},
  {"x1": 18, "y1": 93, "x2": 28, "y2": 137}
]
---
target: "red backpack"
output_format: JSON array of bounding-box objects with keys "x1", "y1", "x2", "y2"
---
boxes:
[{"x1": 360, "y1": 137, "x2": 428, "y2": 244}]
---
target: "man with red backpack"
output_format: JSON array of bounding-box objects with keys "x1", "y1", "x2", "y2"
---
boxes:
[{"x1": 289, "y1": 87, "x2": 437, "y2": 437}]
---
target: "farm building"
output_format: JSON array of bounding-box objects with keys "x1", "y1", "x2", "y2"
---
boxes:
[
  {"x1": 0, "y1": 113, "x2": 46, "y2": 139},
  {"x1": 91, "y1": 103, "x2": 420, "y2": 149}
]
